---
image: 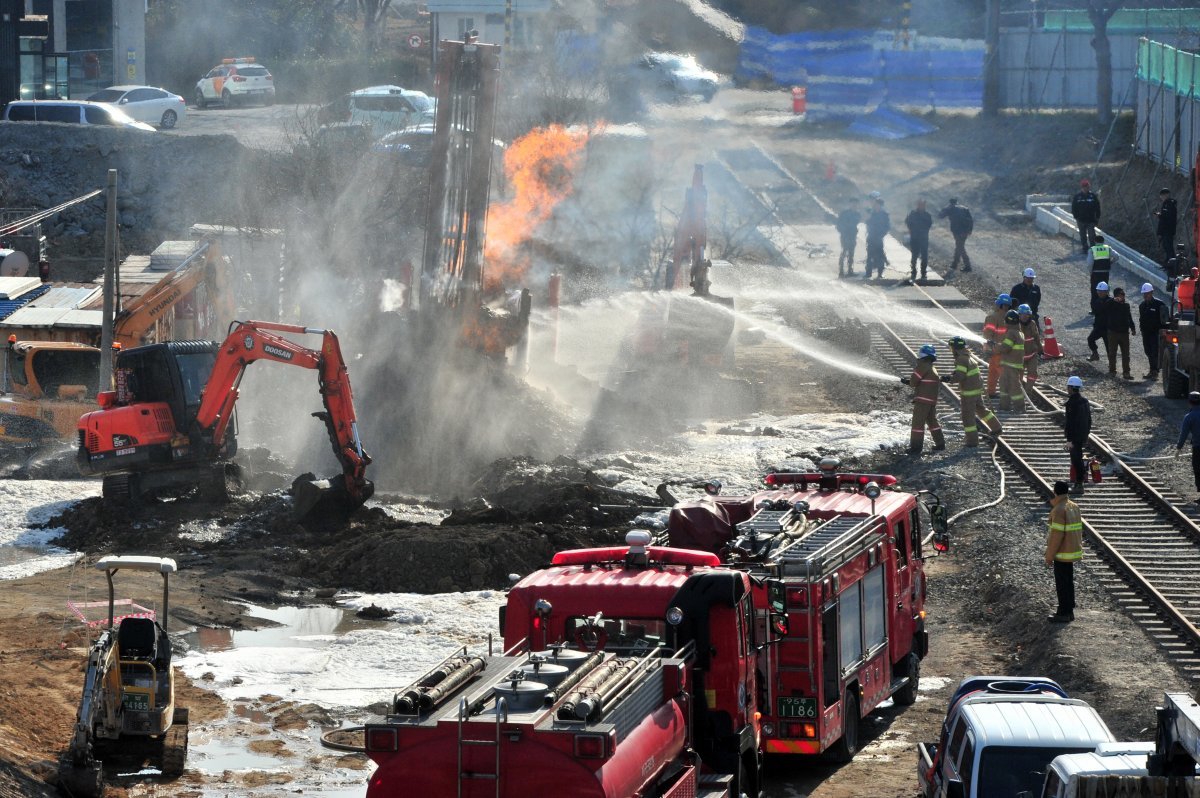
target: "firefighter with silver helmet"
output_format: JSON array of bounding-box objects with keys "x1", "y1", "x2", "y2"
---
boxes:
[
  {"x1": 947, "y1": 336, "x2": 1001, "y2": 446},
  {"x1": 1018, "y1": 303, "x2": 1042, "y2": 384},
  {"x1": 982, "y1": 293, "x2": 1012, "y2": 397},
  {"x1": 996, "y1": 309, "x2": 1026, "y2": 413},
  {"x1": 900, "y1": 344, "x2": 945, "y2": 454},
  {"x1": 1065, "y1": 376, "x2": 1091, "y2": 494},
  {"x1": 1176, "y1": 390, "x2": 1200, "y2": 501}
]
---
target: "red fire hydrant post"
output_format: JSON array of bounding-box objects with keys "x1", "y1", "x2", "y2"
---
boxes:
[{"x1": 791, "y1": 86, "x2": 807, "y2": 115}]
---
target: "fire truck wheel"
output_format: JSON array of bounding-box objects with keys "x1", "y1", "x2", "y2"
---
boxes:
[
  {"x1": 829, "y1": 690, "x2": 859, "y2": 763},
  {"x1": 893, "y1": 652, "x2": 920, "y2": 706},
  {"x1": 735, "y1": 752, "x2": 762, "y2": 798}
]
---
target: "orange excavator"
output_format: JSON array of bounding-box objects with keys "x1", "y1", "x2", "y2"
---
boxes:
[{"x1": 76, "y1": 320, "x2": 372, "y2": 515}]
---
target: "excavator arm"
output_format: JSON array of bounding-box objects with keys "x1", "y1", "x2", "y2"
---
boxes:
[
  {"x1": 196, "y1": 320, "x2": 373, "y2": 510},
  {"x1": 59, "y1": 629, "x2": 120, "y2": 797}
]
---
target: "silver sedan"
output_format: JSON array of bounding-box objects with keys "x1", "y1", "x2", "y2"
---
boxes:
[{"x1": 87, "y1": 85, "x2": 188, "y2": 129}]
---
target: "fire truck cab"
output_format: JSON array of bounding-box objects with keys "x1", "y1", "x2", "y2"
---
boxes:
[{"x1": 668, "y1": 458, "x2": 943, "y2": 760}]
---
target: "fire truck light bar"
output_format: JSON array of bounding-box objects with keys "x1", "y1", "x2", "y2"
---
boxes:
[{"x1": 762, "y1": 472, "x2": 898, "y2": 488}]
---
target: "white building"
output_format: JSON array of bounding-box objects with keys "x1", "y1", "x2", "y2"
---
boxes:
[{"x1": 426, "y1": 0, "x2": 551, "y2": 52}]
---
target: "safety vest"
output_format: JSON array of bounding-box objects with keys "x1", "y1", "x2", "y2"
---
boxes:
[
  {"x1": 1047, "y1": 496, "x2": 1083, "y2": 562},
  {"x1": 1090, "y1": 244, "x2": 1111, "y2": 263},
  {"x1": 952, "y1": 353, "x2": 983, "y2": 396},
  {"x1": 999, "y1": 332, "x2": 1024, "y2": 369}
]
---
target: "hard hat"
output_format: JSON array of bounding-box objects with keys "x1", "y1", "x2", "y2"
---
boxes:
[
  {"x1": 1096, "y1": 281, "x2": 1109, "y2": 292},
  {"x1": 1141, "y1": 282, "x2": 1154, "y2": 294},
  {"x1": 1067, "y1": 376, "x2": 1083, "y2": 388},
  {"x1": 996, "y1": 293, "x2": 1012, "y2": 307},
  {"x1": 918, "y1": 344, "x2": 936, "y2": 360},
  {"x1": 1017, "y1": 304, "x2": 1032, "y2": 315},
  {"x1": 868, "y1": 190, "x2": 881, "y2": 200},
  {"x1": 1023, "y1": 267, "x2": 1036, "y2": 278},
  {"x1": 1190, "y1": 391, "x2": 1200, "y2": 404},
  {"x1": 948, "y1": 335, "x2": 967, "y2": 349},
  {"x1": 1004, "y1": 309, "x2": 1020, "y2": 323}
]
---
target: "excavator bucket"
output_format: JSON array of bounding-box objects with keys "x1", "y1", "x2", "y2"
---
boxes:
[
  {"x1": 57, "y1": 756, "x2": 103, "y2": 798},
  {"x1": 291, "y1": 474, "x2": 374, "y2": 520}
]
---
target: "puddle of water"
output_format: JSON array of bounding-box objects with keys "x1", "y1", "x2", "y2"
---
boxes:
[
  {"x1": 185, "y1": 604, "x2": 353, "y2": 653},
  {"x1": 190, "y1": 735, "x2": 287, "y2": 774}
]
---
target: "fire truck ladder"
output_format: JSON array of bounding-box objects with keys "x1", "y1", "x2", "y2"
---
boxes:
[
  {"x1": 775, "y1": 515, "x2": 884, "y2": 580},
  {"x1": 457, "y1": 695, "x2": 507, "y2": 798}
]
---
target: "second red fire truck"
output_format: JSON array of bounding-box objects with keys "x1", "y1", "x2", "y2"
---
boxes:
[{"x1": 362, "y1": 459, "x2": 946, "y2": 797}]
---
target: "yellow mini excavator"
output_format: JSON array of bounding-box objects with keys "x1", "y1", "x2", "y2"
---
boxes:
[{"x1": 58, "y1": 556, "x2": 188, "y2": 797}]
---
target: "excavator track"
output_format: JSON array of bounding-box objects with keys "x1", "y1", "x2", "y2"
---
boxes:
[{"x1": 160, "y1": 708, "x2": 189, "y2": 777}]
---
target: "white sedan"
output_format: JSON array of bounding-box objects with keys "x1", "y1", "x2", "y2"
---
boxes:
[{"x1": 87, "y1": 85, "x2": 187, "y2": 129}]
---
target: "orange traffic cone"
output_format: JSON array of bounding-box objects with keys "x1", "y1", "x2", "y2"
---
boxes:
[{"x1": 1042, "y1": 316, "x2": 1064, "y2": 358}]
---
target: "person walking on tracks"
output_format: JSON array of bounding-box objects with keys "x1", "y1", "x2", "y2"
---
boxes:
[
  {"x1": 1087, "y1": 281, "x2": 1111, "y2": 362},
  {"x1": 983, "y1": 293, "x2": 1012, "y2": 398},
  {"x1": 905, "y1": 198, "x2": 933, "y2": 282},
  {"x1": 947, "y1": 336, "x2": 1001, "y2": 447},
  {"x1": 901, "y1": 344, "x2": 945, "y2": 455},
  {"x1": 996, "y1": 309, "x2": 1026, "y2": 413},
  {"x1": 1045, "y1": 480, "x2": 1083, "y2": 623},
  {"x1": 1176, "y1": 391, "x2": 1200, "y2": 502},
  {"x1": 1155, "y1": 187, "x2": 1178, "y2": 263},
  {"x1": 1065, "y1": 375, "x2": 1091, "y2": 495},
  {"x1": 1087, "y1": 235, "x2": 1117, "y2": 297},
  {"x1": 865, "y1": 196, "x2": 890, "y2": 280},
  {"x1": 1138, "y1": 282, "x2": 1168, "y2": 381},
  {"x1": 938, "y1": 198, "x2": 973, "y2": 272},
  {"x1": 1018, "y1": 304, "x2": 1042, "y2": 384},
  {"x1": 1071, "y1": 178, "x2": 1101, "y2": 254},
  {"x1": 835, "y1": 199, "x2": 861, "y2": 278},
  {"x1": 1010, "y1": 267, "x2": 1042, "y2": 324},
  {"x1": 1105, "y1": 287, "x2": 1135, "y2": 380}
]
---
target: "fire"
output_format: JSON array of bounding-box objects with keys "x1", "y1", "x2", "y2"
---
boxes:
[{"x1": 484, "y1": 124, "x2": 588, "y2": 290}]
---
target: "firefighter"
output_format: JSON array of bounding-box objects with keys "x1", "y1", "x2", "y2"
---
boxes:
[
  {"x1": 1087, "y1": 281, "x2": 1110, "y2": 362},
  {"x1": 1176, "y1": 391, "x2": 1200, "y2": 502},
  {"x1": 1087, "y1": 235, "x2": 1118, "y2": 299},
  {"x1": 982, "y1": 293, "x2": 1012, "y2": 398},
  {"x1": 948, "y1": 336, "x2": 1001, "y2": 446},
  {"x1": 996, "y1": 309, "x2": 1026, "y2": 413},
  {"x1": 1064, "y1": 375, "x2": 1091, "y2": 494},
  {"x1": 1139, "y1": 282, "x2": 1168, "y2": 380},
  {"x1": 900, "y1": 343, "x2": 945, "y2": 455},
  {"x1": 1045, "y1": 480, "x2": 1083, "y2": 623},
  {"x1": 1018, "y1": 303, "x2": 1042, "y2": 384}
]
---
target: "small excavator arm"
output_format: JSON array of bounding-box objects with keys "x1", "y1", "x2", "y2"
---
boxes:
[
  {"x1": 59, "y1": 629, "x2": 121, "y2": 797},
  {"x1": 195, "y1": 320, "x2": 373, "y2": 512}
]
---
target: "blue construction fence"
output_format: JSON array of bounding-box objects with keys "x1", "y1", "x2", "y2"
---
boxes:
[{"x1": 738, "y1": 28, "x2": 984, "y2": 116}]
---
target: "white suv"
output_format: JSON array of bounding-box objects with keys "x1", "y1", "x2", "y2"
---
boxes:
[
  {"x1": 346, "y1": 85, "x2": 435, "y2": 137},
  {"x1": 195, "y1": 58, "x2": 275, "y2": 108}
]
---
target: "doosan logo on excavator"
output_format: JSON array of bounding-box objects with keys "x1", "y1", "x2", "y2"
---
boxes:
[{"x1": 263, "y1": 344, "x2": 293, "y2": 360}]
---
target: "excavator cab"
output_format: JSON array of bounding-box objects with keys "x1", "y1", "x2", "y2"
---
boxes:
[
  {"x1": 59, "y1": 555, "x2": 188, "y2": 798},
  {"x1": 113, "y1": 342, "x2": 220, "y2": 434}
]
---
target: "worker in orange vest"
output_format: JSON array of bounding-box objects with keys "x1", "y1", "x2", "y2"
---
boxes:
[
  {"x1": 982, "y1": 293, "x2": 1012, "y2": 398},
  {"x1": 1045, "y1": 480, "x2": 1084, "y2": 623},
  {"x1": 1018, "y1": 303, "x2": 1042, "y2": 384},
  {"x1": 901, "y1": 344, "x2": 945, "y2": 455}
]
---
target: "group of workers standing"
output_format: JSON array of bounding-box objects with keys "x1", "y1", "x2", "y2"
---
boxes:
[{"x1": 836, "y1": 195, "x2": 973, "y2": 281}]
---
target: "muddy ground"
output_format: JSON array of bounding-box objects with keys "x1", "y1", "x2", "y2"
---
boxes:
[{"x1": 2, "y1": 102, "x2": 1198, "y2": 798}]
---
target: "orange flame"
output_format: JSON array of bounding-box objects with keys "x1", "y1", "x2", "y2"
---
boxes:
[{"x1": 484, "y1": 124, "x2": 588, "y2": 290}]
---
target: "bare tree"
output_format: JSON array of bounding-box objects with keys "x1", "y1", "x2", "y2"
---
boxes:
[{"x1": 1087, "y1": 1, "x2": 1122, "y2": 125}]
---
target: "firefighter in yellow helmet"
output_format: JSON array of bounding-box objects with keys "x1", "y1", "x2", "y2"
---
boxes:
[
  {"x1": 996, "y1": 309, "x2": 1026, "y2": 413},
  {"x1": 947, "y1": 336, "x2": 1001, "y2": 446},
  {"x1": 1045, "y1": 480, "x2": 1083, "y2": 623},
  {"x1": 1018, "y1": 303, "x2": 1042, "y2": 384},
  {"x1": 900, "y1": 344, "x2": 945, "y2": 455}
]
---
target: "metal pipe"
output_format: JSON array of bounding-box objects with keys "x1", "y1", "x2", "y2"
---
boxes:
[
  {"x1": 556, "y1": 660, "x2": 624, "y2": 721},
  {"x1": 393, "y1": 651, "x2": 477, "y2": 714},
  {"x1": 575, "y1": 656, "x2": 643, "y2": 721},
  {"x1": 418, "y1": 656, "x2": 485, "y2": 710},
  {"x1": 542, "y1": 650, "x2": 603, "y2": 707}
]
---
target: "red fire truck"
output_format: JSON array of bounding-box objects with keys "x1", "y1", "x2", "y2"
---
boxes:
[{"x1": 667, "y1": 457, "x2": 947, "y2": 760}]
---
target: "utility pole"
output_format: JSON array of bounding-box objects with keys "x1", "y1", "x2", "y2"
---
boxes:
[
  {"x1": 99, "y1": 169, "x2": 117, "y2": 389},
  {"x1": 982, "y1": 0, "x2": 1001, "y2": 116}
]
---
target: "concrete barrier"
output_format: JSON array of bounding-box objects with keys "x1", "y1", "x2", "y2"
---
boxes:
[{"x1": 1024, "y1": 196, "x2": 1168, "y2": 293}]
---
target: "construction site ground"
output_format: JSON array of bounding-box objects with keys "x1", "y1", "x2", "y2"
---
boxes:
[{"x1": 0, "y1": 91, "x2": 1196, "y2": 797}]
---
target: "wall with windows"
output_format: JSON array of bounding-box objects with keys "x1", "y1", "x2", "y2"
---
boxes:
[{"x1": 428, "y1": 0, "x2": 548, "y2": 52}]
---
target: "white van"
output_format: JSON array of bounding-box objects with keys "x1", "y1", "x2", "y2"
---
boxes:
[
  {"x1": 1034, "y1": 741, "x2": 1200, "y2": 798},
  {"x1": 3, "y1": 100, "x2": 155, "y2": 131},
  {"x1": 346, "y1": 85, "x2": 435, "y2": 137}
]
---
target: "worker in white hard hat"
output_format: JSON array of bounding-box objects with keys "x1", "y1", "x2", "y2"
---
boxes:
[
  {"x1": 1177, "y1": 391, "x2": 1200, "y2": 501},
  {"x1": 1064, "y1": 376, "x2": 1091, "y2": 494},
  {"x1": 1010, "y1": 267, "x2": 1042, "y2": 324},
  {"x1": 1087, "y1": 281, "x2": 1110, "y2": 362},
  {"x1": 1138, "y1": 282, "x2": 1168, "y2": 380}
]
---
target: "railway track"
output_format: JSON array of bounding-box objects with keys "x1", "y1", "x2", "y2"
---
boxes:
[{"x1": 715, "y1": 141, "x2": 1200, "y2": 684}]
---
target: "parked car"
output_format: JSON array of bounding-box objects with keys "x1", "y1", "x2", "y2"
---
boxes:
[
  {"x1": 917, "y1": 677, "x2": 1116, "y2": 798},
  {"x1": 2, "y1": 100, "x2": 156, "y2": 131},
  {"x1": 638, "y1": 52, "x2": 720, "y2": 101},
  {"x1": 86, "y1": 85, "x2": 186, "y2": 129},
  {"x1": 195, "y1": 57, "x2": 275, "y2": 108},
  {"x1": 347, "y1": 85, "x2": 435, "y2": 137},
  {"x1": 370, "y1": 125, "x2": 434, "y2": 165},
  {"x1": 1034, "y1": 742, "x2": 1164, "y2": 798}
]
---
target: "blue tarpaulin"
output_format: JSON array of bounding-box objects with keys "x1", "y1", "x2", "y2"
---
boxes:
[
  {"x1": 847, "y1": 105, "x2": 939, "y2": 139},
  {"x1": 738, "y1": 27, "x2": 983, "y2": 116}
]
